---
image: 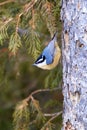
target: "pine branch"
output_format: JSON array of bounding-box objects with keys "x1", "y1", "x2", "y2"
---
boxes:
[
  {"x1": 44, "y1": 112, "x2": 62, "y2": 117},
  {"x1": 25, "y1": 87, "x2": 61, "y2": 102},
  {"x1": 24, "y1": 0, "x2": 38, "y2": 14},
  {"x1": 16, "y1": 13, "x2": 23, "y2": 33},
  {"x1": 13, "y1": 87, "x2": 62, "y2": 130},
  {"x1": 0, "y1": 0, "x2": 15, "y2": 6},
  {"x1": 0, "y1": 18, "x2": 13, "y2": 45},
  {"x1": 13, "y1": 100, "x2": 30, "y2": 130},
  {"x1": 24, "y1": 29, "x2": 41, "y2": 59},
  {"x1": 9, "y1": 32, "x2": 22, "y2": 55},
  {"x1": 41, "y1": 1, "x2": 57, "y2": 37},
  {"x1": 41, "y1": 111, "x2": 62, "y2": 130},
  {"x1": 0, "y1": 18, "x2": 13, "y2": 26},
  {"x1": 29, "y1": 112, "x2": 62, "y2": 125}
]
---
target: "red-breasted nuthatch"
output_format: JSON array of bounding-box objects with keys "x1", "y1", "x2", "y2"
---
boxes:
[{"x1": 33, "y1": 33, "x2": 61, "y2": 70}]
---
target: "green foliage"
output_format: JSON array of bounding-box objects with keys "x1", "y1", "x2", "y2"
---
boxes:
[
  {"x1": 0, "y1": 0, "x2": 62, "y2": 130},
  {"x1": 0, "y1": 20, "x2": 9, "y2": 45},
  {"x1": 45, "y1": 63, "x2": 62, "y2": 88},
  {"x1": 0, "y1": 0, "x2": 61, "y2": 55},
  {"x1": 40, "y1": 1, "x2": 57, "y2": 37},
  {"x1": 30, "y1": 98, "x2": 41, "y2": 113},
  {"x1": 9, "y1": 32, "x2": 22, "y2": 55},
  {"x1": 41, "y1": 122, "x2": 55, "y2": 130},
  {"x1": 13, "y1": 90, "x2": 62, "y2": 130},
  {"x1": 35, "y1": 111, "x2": 46, "y2": 126},
  {"x1": 30, "y1": 98, "x2": 46, "y2": 127},
  {"x1": 24, "y1": 29, "x2": 41, "y2": 59},
  {"x1": 13, "y1": 101, "x2": 30, "y2": 130}
]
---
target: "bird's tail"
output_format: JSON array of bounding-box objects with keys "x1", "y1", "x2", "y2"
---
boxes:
[{"x1": 51, "y1": 31, "x2": 58, "y2": 41}]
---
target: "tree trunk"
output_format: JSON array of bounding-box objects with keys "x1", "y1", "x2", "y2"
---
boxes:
[{"x1": 61, "y1": 0, "x2": 87, "y2": 130}]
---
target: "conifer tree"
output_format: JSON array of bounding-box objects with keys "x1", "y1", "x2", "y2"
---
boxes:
[
  {"x1": 61, "y1": 0, "x2": 87, "y2": 129},
  {"x1": 0, "y1": 0, "x2": 62, "y2": 130}
]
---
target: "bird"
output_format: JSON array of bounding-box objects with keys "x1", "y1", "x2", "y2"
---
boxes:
[{"x1": 33, "y1": 32, "x2": 61, "y2": 70}]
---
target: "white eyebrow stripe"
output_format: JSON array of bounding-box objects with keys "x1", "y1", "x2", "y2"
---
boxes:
[{"x1": 37, "y1": 58, "x2": 43, "y2": 63}]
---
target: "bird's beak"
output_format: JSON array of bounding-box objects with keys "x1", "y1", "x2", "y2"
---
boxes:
[{"x1": 32, "y1": 63, "x2": 36, "y2": 66}]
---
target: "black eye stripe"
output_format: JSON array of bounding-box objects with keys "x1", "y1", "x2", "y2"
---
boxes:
[{"x1": 35, "y1": 55, "x2": 45, "y2": 64}]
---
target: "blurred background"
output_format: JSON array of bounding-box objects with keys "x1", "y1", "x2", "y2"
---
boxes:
[{"x1": 0, "y1": 0, "x2": 62, "y2": 130}]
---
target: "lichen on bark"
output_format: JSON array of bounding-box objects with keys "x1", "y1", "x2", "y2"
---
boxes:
[{"x1": 61, "y1": 0, "x2": 87, "y2": 130}]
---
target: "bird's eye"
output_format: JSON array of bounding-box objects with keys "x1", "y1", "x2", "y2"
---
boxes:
[{"x1": 35, "y1": 55, "x2": 45, "y2": 64}]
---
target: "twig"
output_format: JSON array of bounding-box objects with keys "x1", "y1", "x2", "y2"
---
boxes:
[
  {"x1": 1, "y1": 18, "x2": 13, "y2": 26},
  {"x1": 47, "y1": 111, "x2": 62, "y2": 122},
  {"x1": 24, "y1": 0, "x2": 38, "y2": 13},
  {"x1": 32, "y1": 8, "x2": 35, "y2": 29},
  {"x1": 15, "y1": 0, "x2": 38, "y2": 33},
  {"x1": 0, "y1": 18, "x2": 13, "y2": 30},
  {"x1": 4, "y1": 17, "x2": 13, "y2": 24},
  {"x1": 44, "y1": 112, "x2": 62, "y2": 117},
  {"x1": 29, "y1": 111, "x2": 62, "y2": 126},
  {"x1": 16, "y1": 13, "x2": 23, "y2": 33},
  {"x1": 41, "y1": 111, "x2": 62, "y2": 130},
  {"x1": 23, "y1": 89, "x2": 62, "y2": 129},
  {"x1": 25, "y1": 87, "x2": 61, "y2": 102},
  {"x1": 0, "y1": 0, "x2": 15, "y2": 6}
]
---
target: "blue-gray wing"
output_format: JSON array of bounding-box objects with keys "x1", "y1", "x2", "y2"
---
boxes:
[{"x1": 42, "y1": 40, "x2": 55, "y2": 64}]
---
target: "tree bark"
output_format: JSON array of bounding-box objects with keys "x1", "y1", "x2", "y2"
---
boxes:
[{"x1": 61, "y1": 0, "x2": 87, "y2": 130}]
